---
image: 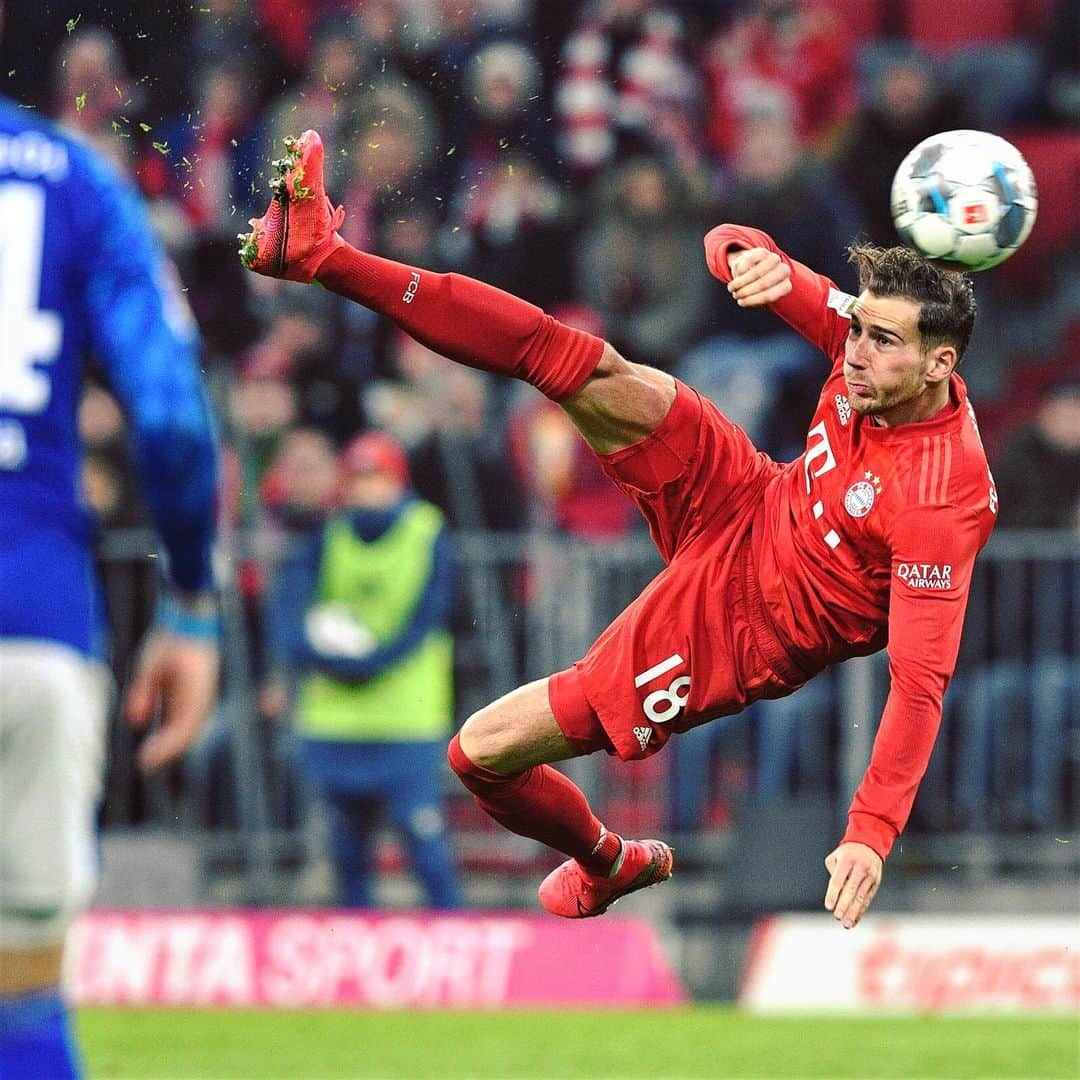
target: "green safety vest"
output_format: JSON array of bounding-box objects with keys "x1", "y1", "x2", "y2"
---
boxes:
[{"x1": 296, "y1": 501, "x2": 453, "y2": 741}]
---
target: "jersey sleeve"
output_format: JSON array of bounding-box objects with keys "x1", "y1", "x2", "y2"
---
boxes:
[
  {"x1": 843, "y1": 504, "x2": 984, "y2": 859},
  {"x1": 77, "y1": 151, "x2": 219, "y2": 593},
  {"x1": 703, "y1": 223, "x2": 855, "y2": 362}
]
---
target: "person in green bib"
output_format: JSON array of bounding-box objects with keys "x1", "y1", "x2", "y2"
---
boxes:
[{"x1": 267, "y1": 430, "x2": 462, "y2": 908}]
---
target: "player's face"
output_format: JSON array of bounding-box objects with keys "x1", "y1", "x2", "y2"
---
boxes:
[{"x1": 843, "y1": 293, "x2": 947, "y2": 426}]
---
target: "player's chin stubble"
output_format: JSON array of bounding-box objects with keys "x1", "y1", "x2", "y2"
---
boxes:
[{"x1": 852, "y1": 370, "x2": 925, "y2": 419}]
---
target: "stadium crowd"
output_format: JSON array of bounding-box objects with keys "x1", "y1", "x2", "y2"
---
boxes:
[
  {"x1": 5, "y1": 0, "x2": 1072, "y2": 539},
  {"x1": 2, "y1": 0, "x2": 1076, "y2": 890}
]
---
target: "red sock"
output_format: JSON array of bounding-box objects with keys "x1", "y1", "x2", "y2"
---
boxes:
[
  {"x1": 447, "y1": 734, "x2": 622, "y2": 873},
  {"x1": 316, "y1": 245, "x2": 603, "y2": 401}
]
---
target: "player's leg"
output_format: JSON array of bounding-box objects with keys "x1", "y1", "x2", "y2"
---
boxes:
[
  {"x1": 449, "y1": 679, "x2": 673, "y2": 918},
  {"x1": 557, "y1": 346, "x2": 677, "y2": 454},
  {"x1": 0, "y1": 643, "x2": 107, "y2": 1080},
  {"x1": 239, "y1": 131, "x2": 675, "y2": 454}
]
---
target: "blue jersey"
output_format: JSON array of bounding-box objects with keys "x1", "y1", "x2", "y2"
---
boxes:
[{"x1": 0, "y1": 99, "x2": 218, "y2": 655}]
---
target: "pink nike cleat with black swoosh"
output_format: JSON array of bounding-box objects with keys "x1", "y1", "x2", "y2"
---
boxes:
[
  {"x1": 538, "y1": 838, "x2": 674, "y2": 918},
  {"x1": 238, "y1": 129, "x2": 345, "y2": 283}
]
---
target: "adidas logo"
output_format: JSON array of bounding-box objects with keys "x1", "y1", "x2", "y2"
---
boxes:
[{"x1": 633, "y1": 726, "x2": 652, "y2": 752}]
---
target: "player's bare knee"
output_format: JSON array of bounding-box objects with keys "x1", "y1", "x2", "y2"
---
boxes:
[{"x1": 456, "y1": 705, "x2": 514, "y2": 770}]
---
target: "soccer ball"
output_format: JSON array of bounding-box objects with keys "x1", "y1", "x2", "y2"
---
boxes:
[{"x1": 890, "y1": 129, "x2": 1037, "y2": 272}]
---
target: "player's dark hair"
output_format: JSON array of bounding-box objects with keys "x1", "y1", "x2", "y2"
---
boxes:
[{"x1": 846, "y1": 243, "x2": 976, "y2": 362}]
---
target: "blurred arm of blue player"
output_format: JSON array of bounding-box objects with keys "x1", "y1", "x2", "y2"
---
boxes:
[{"x1": 80, "y1": 155, "x2": 221, "y2": 771}]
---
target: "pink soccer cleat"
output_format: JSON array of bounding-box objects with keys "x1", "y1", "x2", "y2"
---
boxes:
[
  {"x1": 538, "y1": 838, "x2": 674, "y2": 918},
  {"x1": 238, "y1": 130, "x2": 345, "y2": 282}
]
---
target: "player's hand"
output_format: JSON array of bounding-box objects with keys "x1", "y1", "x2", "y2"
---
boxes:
[
  {"x1": 824, "y1": 842, "x2": 883, "y2": 930},
  {"x1": 124, "y1": 629, "x2": 220, "y2": 772},
  {"x1": 726, "y1": 247, "x2": 792, "y2": 307}
]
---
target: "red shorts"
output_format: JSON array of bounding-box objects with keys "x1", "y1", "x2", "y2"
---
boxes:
[{"x1": 549, "y1": 380, "x2": 805, "y2": 760}]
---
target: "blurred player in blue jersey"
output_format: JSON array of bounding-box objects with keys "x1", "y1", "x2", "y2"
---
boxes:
[{"x1": 0, "y1": 9, "x2": 220, "y2": 1077}]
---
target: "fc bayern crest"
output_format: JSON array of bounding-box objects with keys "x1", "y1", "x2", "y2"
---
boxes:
[{"x1": 844, "y1": 480, "x2": 876, "y2": 518}]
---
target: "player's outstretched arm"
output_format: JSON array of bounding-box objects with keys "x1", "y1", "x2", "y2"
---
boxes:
[
  {"x1": 704, "y1": 224, "x2": 853, "y2": 359},
  {"x1": 80, "y1": 147, "x2": 222, "y2": 770},
  {"x1": 835, "y1": 507, "x2": 985, "y2": 917},
  {"x1": 824, "y1": 841, "x2": 883, "y2": 929}
]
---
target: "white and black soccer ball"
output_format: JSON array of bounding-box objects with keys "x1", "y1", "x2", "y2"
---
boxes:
[{"x1": 890, "y1": 129, "x2": 1038, "y2": 272}]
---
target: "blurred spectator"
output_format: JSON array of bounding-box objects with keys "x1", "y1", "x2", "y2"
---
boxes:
[
  {"x1": 833, "y1": 50, "x2": 962, "y2": 246},
  {"x1": 507, "y1": 395, "x2": 638, "y2": 541},
  {"x1": 554, "y1": 1, "x2": 702, "y2": 175},
  {"x1": 1042, "y1": 0, "x2": 1080, "y2": 126},
  {"x1": 445, "y1": 39, "x2": 552, "y2": 172},
  {"x1": 265, "y1": 432, "x2": 463, "y2": 909},
  {"x1": 337, "y1": 79, "x2": 441, "y2": 252},
  {"x1": 374, "y1": 201, "x2": 445, "y2": 269},
  {"x1": 993, "y1": 381, "x2": 1080, "y2": 530},
  {"x1": 236, "y1": 264, "x2": 367, "y2": 442},
  {"x1": 225, "y1": 366, "x2": 299, "y2": 529},
  {"x1": 257, "y1": 0, "x2": 355, "y2": 74},
  {"x1": 682, "y1": 114, "x2": 861, "y2": 455},
  {"x1": 367, "y1": 333, "x2": 522, "y2": 530},
  {"x1": 247, "y1": 425, "x2": 348, "y2": 703},
  {"x1": 359, "y1": 193, "x2": 521, "y2": 532},
  {"x1": 702, "y1": 1, "x2": 857, "y2": 164},
  {"x1": 208, "y1": 427, "x2": 346, "y2": 838},
  {"x1": 260, "y1": 427, "x2": 342, "y2": 533},
  {"x1": 715, "y1": 111, "x2": 861, "y2": 295},
  {"x1": 135, "y1": 62, "x2": 267, "y2": 359},
  {"x1": 444, "y1": 151, "x2": 574, "y2": 309},
  {"x1": 151, "y1": 62, "x2": 266, "y2": 236},
  {"x1": 190, "y1": 0, "x2": 289, "y2": 109},
  {"x1": 952, "y1": 655, "x2": 1076, "y2": 830},
  {"x1": 575, "y1": 154, "x2": 710, "y2": 370},
  {"x1": 78, "y1": 383, "x2": 148, "y2": 529},
  {"x1": 417, "y1": 0, "x2": 494, "y2": 120},
  {"x1": 264, "y1": 16, "x2": 371, "y2": 193},
  {"x1": 52, "y1": 26, "x2": 139, "y2": 172}
]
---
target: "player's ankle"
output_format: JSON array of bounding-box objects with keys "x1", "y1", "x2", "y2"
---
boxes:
[
  {"x1": 607, "y1": 839, "x2": 627, "y2": 878},
  {"x1": 580, "y1": 826, "x2": 623, "y2": 876}
]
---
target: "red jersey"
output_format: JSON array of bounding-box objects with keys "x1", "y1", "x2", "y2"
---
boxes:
[{"x1": 706, "y1": 225, "x2": 998, "y2": 858}]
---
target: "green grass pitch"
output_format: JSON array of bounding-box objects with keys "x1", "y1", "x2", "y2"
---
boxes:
[{"x1": 79, "y1": 1006, "x2": 1079, "y2": 1079}]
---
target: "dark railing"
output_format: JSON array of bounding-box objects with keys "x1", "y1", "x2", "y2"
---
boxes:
[{"x1": 93, "y1": 527, "x2": 1079, "y2": 904}]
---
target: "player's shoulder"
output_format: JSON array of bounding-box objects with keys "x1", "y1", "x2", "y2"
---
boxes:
[
  {"x1": 0, "y1": 98, "x2": 76, "y2": 183},
  {"x1": 0, "y1": 96, "x2": 133, "y2": 200}
]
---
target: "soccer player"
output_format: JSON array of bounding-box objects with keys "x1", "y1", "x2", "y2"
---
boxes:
[
  {"x1": 0, "y1": 72, "x2": 219, "y2": 1080},
  {"x1": 241, "y1": 131, "x2": 996, "y2": 930}
]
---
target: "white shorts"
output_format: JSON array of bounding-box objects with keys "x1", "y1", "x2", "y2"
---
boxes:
[{"x1": 0, "y1": 640, "x2": 109, "y2": 947}]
